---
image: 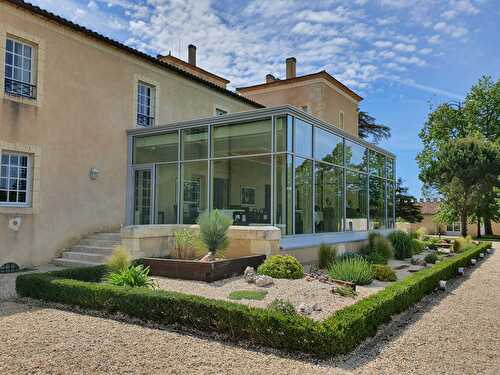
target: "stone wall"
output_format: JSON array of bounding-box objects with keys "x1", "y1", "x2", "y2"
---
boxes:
[{"x1": 121, "y1": 225, "x2": 281, "y2": 259}]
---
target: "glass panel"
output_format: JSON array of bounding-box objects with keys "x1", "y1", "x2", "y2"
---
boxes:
[
  {"x1": 369, "y1": 176, "x2": 386, "y2": 230},
  {"x1": 314, "y1": 127, "x2": 343, "y2": 165},
  {"x1": 294, "y1": 157, "x2": 313, "y2": 234},
  {"x1": 369, "y1": 150, "x2": 386, "y2": 177},
  {"x1": 386, "y1": 180, "x2": 395, "y2": 229},
  {"x1": 155, "y1": 164, "x2": 178, "y2": 224},
  {"x1": 386, "y1": 158, "x2": 395, "y2": 180},
  {"x1": 274, "y1": 154, "x2": 293, "y2": 235},
  {"x1": 6, "y1": 39, "x2": 13, "y2": 52},
  {"x1": 133, "y1": 133, "x2": 178, "y2": 164},
  {"x1": 212, "y1": 155, "x2": 271, "y2": 225},
  {"x1": 133, "y1": 169, "x2": 152, "y2": 225},
  {"x1": 294, "y1": 118, "x2": 312, "y2": 157},
  {"x1": 275, "y1": 115, "x2": 292, "y2": 152},
  {"x1": 345, "y1": 140, "x2": 367, "y2": 172},
  {"x1": 345, "y1": 171, "x2": 368, "y2": 231},
  {"x1": 315, "y1": 162, "x2": 343, "y2": 233},
  {"x1": 182, "y1": 127, "x2": 208, "y2": 160},
  {"x1": 212, "y1": 119, "x2": 272, "y2": 157},
  {"x1": 181, "y1": 161, "x2": 208, "y2": 224}
]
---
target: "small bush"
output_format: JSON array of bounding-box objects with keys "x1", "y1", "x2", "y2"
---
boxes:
[
  {"x1": 335, "y1": 286, "x2": 357, "y2": 298},
  {"x1": 360, "y1": 233, "x2": 393, "y2": 264},
  {"x1": 105, "y1": 264, "x2": 156, "y2": 288},
  {"x1": 388, "y1": 230, "x2": 414, "y2": 260},
  {"x1": 106, "y1": 246, "x2": 130, "y2": 273},
  {"x1": 197, "y1": 210, "x2": 233, "y2": 260},
  {"x1": 257, "y1": 255, "x2": 304, "y2": 279},
  {"x1": 173, "y1": 229, "x2": 198, "y2": 259},
  {"x1": 412, "y1": 239, "x2": 425, "y2": 254},
  {"x1": 336, "y1": 252, "x2": 363, "y2": 262},
  {"x1": 365, "y1": 252, "x2": 387, "y2": 265},
  {"x1": 453, "y1": 236, "x2": 474, "y2": 253},
  {"x1": 267, "y1": 299, "x2": 297, "y2": 315},
  {"x1": 318, "y1": 244, "x2": 337, "y2": 269},
  {"x1": 424, "y1": 253, "x2": 439, "y2": 264},
  {"x1": 415, "y1": 227, "x2": 427, "y2": 240},
  {"x1": 426, "y1": 237, "x2": 440, "y2": 250},
  {"x1": 328, "y1": 258, "x2": 374, "y2": 285},
  {"x1": 228, "y1": 290, "x2": 268, "y2": 301},
  {"x1": 372, "y1": 264, "x2": 397, "y2": 282}
]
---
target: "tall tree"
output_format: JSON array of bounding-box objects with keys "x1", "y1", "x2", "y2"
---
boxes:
[
  {"x1": 358, "y1": 110, "x2": 391, "y2": 143},
  {"x1": 395, "y1": 178, "x2": 423, "y2": 223},
  {"x1": 420, "y1": 137, "x2": 500, "y2": 236}
]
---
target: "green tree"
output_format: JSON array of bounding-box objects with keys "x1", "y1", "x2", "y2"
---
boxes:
[
  {"x1": 358, "y1": 110, "x2": 391, "y2": 144},
  {"x1": 395, "y1": 178, "x2": 423, "y2": 223},
  {"x1": 420, "y1": 137, "x2": 500, "y2": 236}
]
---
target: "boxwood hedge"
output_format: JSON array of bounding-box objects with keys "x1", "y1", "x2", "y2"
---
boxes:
[{"x1": 16, "y1": 242, "x2": 491, "y2": 358}]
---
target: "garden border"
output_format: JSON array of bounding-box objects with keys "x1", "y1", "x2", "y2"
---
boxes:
[{"x1": 16, "y1": 242, "x2": 491, "y2": 358}]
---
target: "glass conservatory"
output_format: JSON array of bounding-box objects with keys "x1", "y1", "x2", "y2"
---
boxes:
[{"x1": 126, "y1": 106, "x2": 396, "y2": 237}]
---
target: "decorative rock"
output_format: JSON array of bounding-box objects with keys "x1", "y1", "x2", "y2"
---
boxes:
[
  {"x1": 312, "y1": 303, "x2": 322, "y2": 312},
  {"x1": 458, "y1": 267, "x2": 465, "y2": 275},
  {"x1": 298, "y1": 303, "x2": 313, "y2": 315},
  {"x1": 244, "y1": 267, "x2": 256, "y2": 283},
  {"x1": 411, "y1": 257, "x2": 426, "y2": 266},
  {"x1": 255, "y1": 275, "x2": 274, "y2": 287},
  {"x1": 305, "y1": 275, "x2": 315, "y2": 282},
  {"x1": 438, "y1": 280, "x2": 447, "y2": 290}
]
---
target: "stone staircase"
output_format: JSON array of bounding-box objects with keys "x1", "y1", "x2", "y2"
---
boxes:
[{"x1": 53, "y1": 232, "x2": 121, "y2": 267}]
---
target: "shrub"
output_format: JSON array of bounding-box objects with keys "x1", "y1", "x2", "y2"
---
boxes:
[
  {"x1": 318, "y1": 244, "x2": 337, "y2": 269},
  {"x1": 372, "y1": 264, "x2": 397, "y2": 282},
  {"x1": 197, "y1": 210, "x2": 233, "y2": 260},
  {"x1": 424, "y1": 253, "x2": 439, "y2": 264},
  {"x1": 257, "y1": 255, "x2": 304, "y2": 279},
  {"x1": 335, "y1": 286, "x2": 357, "y2": 298},
  {"x1": 106, "y1": 246, "x2": 130, "y2": 273},
  {"x1": 172, "y1": 229, "x2": 197, "y2": 259},
  {"x1": 105, "y1": 264, "x2": 156, "y2": 289},
  {"x1": 336, "y1": 252, "x2": 363, "y2": 262},
  {"x1": 388, "y1": 230, "x2": 414, "y2": 260},
  {"x1": 267, "y1": 299, "x2": 297, "y2": 315},
  {"x1": 360, "y1": 233, "x2": 393, "y2": 264},
  {"x1": 412, "y1": 239, "x2": 425, "y2": 254},
  {"x1": 453, "y1": 236, "x2": 474, "y2": 253},
  {"x1": 415, "y1": 227, "x2": 427, "y2": 240},
  {"x1": 365, "y1": 252, "x2": 387, "y2": 265},
  {"x1": 426, "y1": 237, "x2": 440, "y2": 250},
  {"x1": 15, "y1": 243, "x2": 491, "y2": 358},
  {"x1": 228, "y1": 290, "x2": 268, "y2": 301},
  {"x1": 328, "y1": 258, "x2": 374, "y2": 285}
]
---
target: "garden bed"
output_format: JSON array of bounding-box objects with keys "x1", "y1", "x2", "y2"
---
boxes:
[
  {"x1": 16, "y1": 242, "x2": 491, "y2": 358},
  {"x1": 141, "y1": 255, "x2": 266, "y2": 282}
]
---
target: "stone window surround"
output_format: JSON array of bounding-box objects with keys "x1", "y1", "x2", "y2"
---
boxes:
[
  {"x1": 0, "y1": 142, "x2": 41, "y2": 215},
  {"x1": 0, "y1": 25, "x2": 46, "y2": 107},
  {"x1": 133, "y1": 74, "x2": 160, "y2": 128}
]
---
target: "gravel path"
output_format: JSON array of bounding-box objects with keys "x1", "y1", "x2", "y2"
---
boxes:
[{"x1": 1, "y1": 243, "x2": 499, "y2": 374}]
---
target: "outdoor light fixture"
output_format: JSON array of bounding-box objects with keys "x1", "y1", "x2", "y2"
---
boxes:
[
  {"x1": 480, "y1": 253, "x2": 485, "y2": 258},
  {"x1": 8, "y1": 217, "x2": 22, "y2": 231},
  {"x1": 89, "y1": 167, "x2": 100, "y2": 180},
  {"x1": 471, "y1": 258, "x2": 477, "y2": 265},
  {"x1": 438, "y1": 280, "x2": 447, "y2": 290},
  {"x1": 458, "y1": 267, "x2": 464, "y2": 275}
]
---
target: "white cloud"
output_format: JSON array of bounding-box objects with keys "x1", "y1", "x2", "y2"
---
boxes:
[
  {"x1": 393, "y1": 43, "x2": 417, "y2": 52},
  {"x1": 418, "y1": 47, "x2": 433, "y2": 55},
  {"x1": 374, "y1": 40, "x2": 393, "y2": 48},
  {"x1": 396, "y1": 55, "x2": 426, "y2": 66},
  {"x1": 427, "y1": 34, "x2": 442, "y2": 44},
  {"x1": 434, "y1": 21, "x2": 468, "y2": 38}
]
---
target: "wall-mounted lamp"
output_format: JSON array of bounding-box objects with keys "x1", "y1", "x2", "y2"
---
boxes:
[
  {"x1": 89, "y1": 167, "x2": 100, "y2": 180},
  {"x1": 8, "y1": 217, "x2": 22, "y2": 231}
]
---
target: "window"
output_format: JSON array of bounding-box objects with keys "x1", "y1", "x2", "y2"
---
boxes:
[
  {"x1": 314, "y1": 127, "x2": 343, "y2": 165},
  {"x1": 294, "y1": 119, "x2": 313, "y2": 158},
  {"x1": 345, "y1": 171, "x2": 368, "y2": 231},
  {"x1": 275, "y1": 115, "x2": 292, "y2": 152},
  {"x1": 345, "y1": 140, "x2": 368, "y2": 172},
  {"x1": 133, "y1": 132, "x2": 178, "y2": 164},
  {"x1": 4, "y1": 37, "x2": 36, "y2": 99},
  {"x1": 0, "y1": 152, "x2": 30, "y2": 206},
  {"x1": 295, "y1": 157, "x2": 313, "y2": 234},
  {"x1": 274, "y1": 154, "x2": 293, "y2": 235},
  {"x1": 137, "y1": 82, "x2": 155, "y2": 127},
  {"x1": 182, "y1": 127, "x2": 208, "y2": 160},
  {"x1": 369, "y1": 150, "x2": 386, "y2": 177},
  {"x1": 181, "y1": 161, "x2": 208, "y2": 224},
  {"x1": 215, "y1": 108, "x2": 228, "y2": 116},
  {"x1": 339, "y1": 111, "x2": 344, "y2": 129},
  {"x1": 212, "y1": 119, "x2": 272, "y2": 157},
  {"x1": 315, "y1": 162, "x2": 343, "y2": 233},
  {"x1": 369, "y1": 176, "x2": 386, "y2": 230}
]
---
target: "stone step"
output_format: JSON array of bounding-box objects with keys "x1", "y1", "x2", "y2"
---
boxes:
[
  {"x1": 69, "y1": 245, "x2": 115, "y2": 255},
  {"x1": 87, "y1": 233, "x2": 121, "y2": 241},
  {"x1": 53, "y1": 258, "x2": 102, "y2": 268},
  {"x1": 62, "y1": 251, "x2": 108, "y2": 263},
  {"x1": 79, "y1": 239, "x2": 121, "y2": 248}
]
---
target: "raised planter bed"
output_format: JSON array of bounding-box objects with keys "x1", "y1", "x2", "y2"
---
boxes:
[{"x1": 141, "y1": 255, "x2": 266, "y2": 282}]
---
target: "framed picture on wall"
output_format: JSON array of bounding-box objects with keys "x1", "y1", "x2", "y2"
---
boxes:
[{"x1": 241, "y1": 186, "x2": 256, "y2": 206}]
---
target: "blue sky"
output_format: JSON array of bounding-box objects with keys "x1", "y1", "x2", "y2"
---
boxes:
[{"x1": 31, "y1": 0, "x2": 500, "y2": 197}]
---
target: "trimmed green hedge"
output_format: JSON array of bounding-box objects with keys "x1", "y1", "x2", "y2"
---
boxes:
[{"x1": 16, "y1": 242, "x2": 491, "y2": 358}]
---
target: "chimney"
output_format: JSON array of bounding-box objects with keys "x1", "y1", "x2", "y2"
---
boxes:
[
  {"x1": 266, "y1": 74, "x2": 276, "y2": 83},
  {"x1": 188, "y1": 44, "x2": 196, "y2": 66},
  {"x1": 286, "y1": 57, "x2": 296, "y2": 79}
]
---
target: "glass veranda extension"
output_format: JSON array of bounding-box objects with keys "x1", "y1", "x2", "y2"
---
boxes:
[{"x1": 126, "y1": 105, "x2": 396, "y2": 236}]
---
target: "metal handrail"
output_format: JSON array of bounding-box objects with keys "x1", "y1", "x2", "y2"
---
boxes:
[
  {"x1": 137, "y1": 113, "x2": 155, "y2": 127},
  {"x1": 4, "y1": 78, "x2": 37, "y2": 99}
]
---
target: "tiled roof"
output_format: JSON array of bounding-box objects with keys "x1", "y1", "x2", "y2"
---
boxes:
[{"x1": 5, "y1": 0, "x2": 263, "y2": 109}]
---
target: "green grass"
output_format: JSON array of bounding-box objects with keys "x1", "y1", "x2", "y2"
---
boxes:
[{"x1": 228, "y1": 290, "x2": 268, "y2": 301}]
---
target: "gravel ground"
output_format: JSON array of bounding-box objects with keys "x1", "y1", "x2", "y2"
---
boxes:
[
  {"x1": 1, "y1": 244, "x2": 498, "y2": 374},
  {"x1": 0, "y1": 264, "x2": 60, "y2": 300}
]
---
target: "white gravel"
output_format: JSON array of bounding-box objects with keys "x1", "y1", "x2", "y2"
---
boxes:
[{"x1": 1, "y1": 244, "x2": 498, "y2": 374}]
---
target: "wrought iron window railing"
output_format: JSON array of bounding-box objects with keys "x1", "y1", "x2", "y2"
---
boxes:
[
  {"x1": 4, "y1": 78, "x2": 37, "y2": 100},
  {"x1": 137, "y1": 113, "x2": 155, "y2": 127}
]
